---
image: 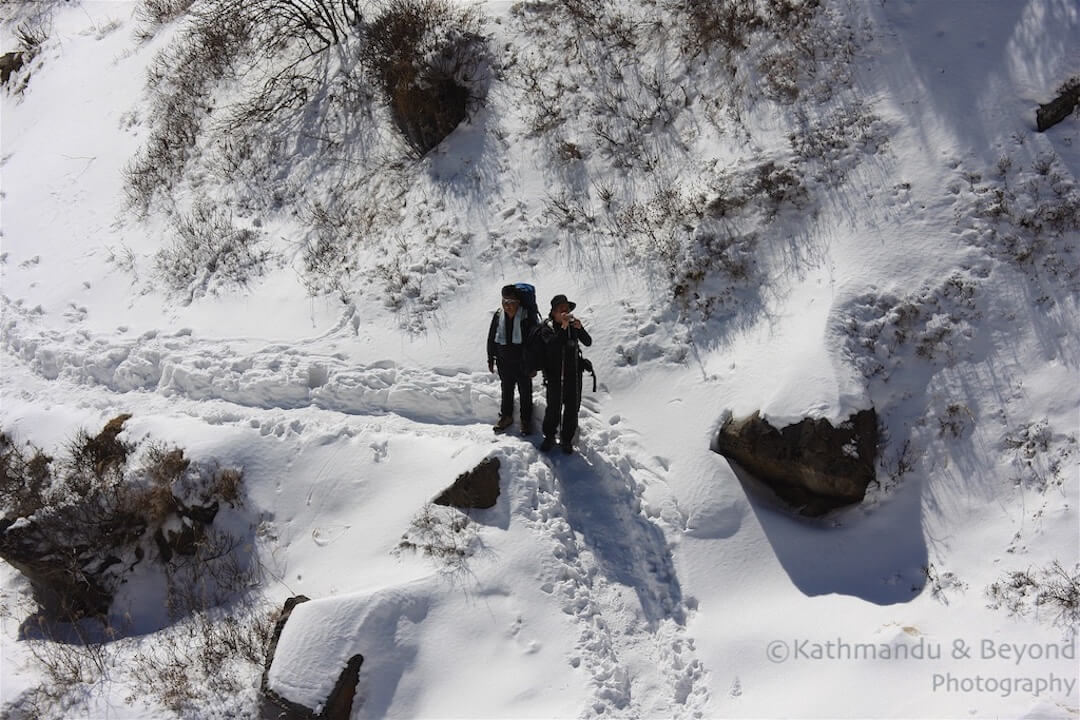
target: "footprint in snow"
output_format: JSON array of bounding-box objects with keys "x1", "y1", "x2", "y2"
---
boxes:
[{"x1": 312, "y1": 525, "x2": 351, "y2": 546}]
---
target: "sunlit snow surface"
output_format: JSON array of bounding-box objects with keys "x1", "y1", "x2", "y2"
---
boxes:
[{"x1": 1, "y1": 1, "x2": 1077, "y2": 717}]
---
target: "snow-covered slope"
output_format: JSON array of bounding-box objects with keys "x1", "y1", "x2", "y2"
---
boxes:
[{"x1": 1, "y1": 0, "x2": 1077, "y2": 718}]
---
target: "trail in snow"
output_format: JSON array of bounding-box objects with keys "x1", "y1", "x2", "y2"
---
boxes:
[
  {"x1": 1, "y1": 298, "x2": 498, "y2": 425},
  {"x1": 494, "y1": 398, "x2": 710, "y2": 719}
]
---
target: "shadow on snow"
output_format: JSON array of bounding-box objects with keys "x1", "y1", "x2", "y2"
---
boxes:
[{"x1": 548, "y1": 449, "x2": 686, "y2": 629}]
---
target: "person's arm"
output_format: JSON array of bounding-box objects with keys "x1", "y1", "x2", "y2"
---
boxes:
[
  {"x1": 539, "y1": 321, "x2": 559, "y2": 345},
  {"x1": 576, "y1": 325, "x2": 592, "y2": 347},
  {"x1": 487, "y1": 311, "x2": 499, "y2": 371}
]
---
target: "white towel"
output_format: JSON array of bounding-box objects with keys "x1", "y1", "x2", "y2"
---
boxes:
[{"x1": 494, "y1": 309, "x2": 523, "y2": 345}]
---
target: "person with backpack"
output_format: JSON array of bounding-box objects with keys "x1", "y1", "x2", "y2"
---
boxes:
[
  {"x1": 487, "y1": 284, "x2": 540, "y2": 435},
  {"x1": 537, "y1": 294, "x2": 593, "y2": 454}
]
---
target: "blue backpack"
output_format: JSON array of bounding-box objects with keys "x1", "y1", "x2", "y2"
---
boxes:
[{"x1": 514, "y1": 283, "x2": 541, "y2": 325}]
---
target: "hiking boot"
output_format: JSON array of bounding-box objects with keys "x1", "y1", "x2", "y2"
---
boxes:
[
  {"x1": 560, "y1": 441, "x2": 573, "y2": 455},
  {"x1": 520, "y1": 417, "x2": 534, "y2": 436},
  {"x1": 540, "y1": 436, "x2": 556, "y2": 452},
  {"x1": 493, "y1": 415, "x2": 513, "y2": 432}
]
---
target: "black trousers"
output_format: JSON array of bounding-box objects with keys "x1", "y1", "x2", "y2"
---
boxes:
[
  {"x1": 497, "y1": 361, "x2": 533, "y2": 421},
  {"x1": 542, "y1": 369, "x2": 582, "y2": 444}
]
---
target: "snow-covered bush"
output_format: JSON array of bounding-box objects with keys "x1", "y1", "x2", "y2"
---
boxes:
[
  {"x1": 154, "y1": 200, "x2": 272, "y2": 304},
  {"x1": 396, "y1": 503, "x2": 481, "y2": 572},
  {"x1": 0, "y1": 432, "x2": 52, "y2": 519},
  {"x1": 950, "y1": 151, "x2": 1080, "y2": 285},
  {"x1": 0, "y1": 416, "x2": 254, "y2": 623},
  {"x1": 987, "y1": 561, "x2": 1080, "y2": 630},
  {"x1": 677, "y1": 0, "x2": 857, "y2": 102},
  {"x1": 0, "y1": 417, "x2": 267, "y2": 719},
  {"x1": 124, "y1": 1, "x2": 254, "y2": 214},
  {"x1": 789, "y1": 102, "x2": 891, "y2": 185},
  {"x1": 134, "y1": 0, "x2": 196, "y2": 38},
  {"x1": 838, "y1": 270, "x2": 983, "y2": 380}
]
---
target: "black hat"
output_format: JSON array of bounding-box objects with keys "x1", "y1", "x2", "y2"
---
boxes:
[
  {"x1": 501, "y1": 284, "x2": 521, "y2": 300},
  {"x1": 549, "y1": 294, "x2": 576, "y2": 312}
]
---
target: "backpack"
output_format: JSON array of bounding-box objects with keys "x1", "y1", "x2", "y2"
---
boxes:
[
  {"x1": 513, "y1": 283, "x2": 541, "y2": 325},
  {"x1": 579, "y1": 351, "x2": 597, "y2": 392}
]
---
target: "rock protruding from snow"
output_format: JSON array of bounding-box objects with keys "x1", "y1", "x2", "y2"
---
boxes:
[
  {"x1": 260, "y1": 595, "x2": 364, "y2": 720},
  {"x1": 713, "y1": 409, "x2": 878, "y2": 515},
  {"x1": 1036, "y1": 80, "x2": 1079, "y2": 132},
  {"x1": 433, "y1": 456, "x2": 501, "y2": 509},
  {"x1": 0, "y1": 52, "x2": 24, "y2": 85},
  {"x1": 263, "y1": 584, "x2": 431, "y2": 718}
]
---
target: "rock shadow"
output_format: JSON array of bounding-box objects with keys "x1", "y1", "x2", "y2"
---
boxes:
[{"x1": 728, "y1": 459, "x2": 928, "y2": 605}]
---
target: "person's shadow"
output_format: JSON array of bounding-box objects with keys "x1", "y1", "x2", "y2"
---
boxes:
[{"x1": 549, "y1": 449, "x2": 686, "y2": 629}]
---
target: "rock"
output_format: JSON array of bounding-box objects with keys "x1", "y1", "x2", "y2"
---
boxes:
[
  {"x1": 0, "y1": 52, "x2": 24, "y2": 85},
  {"x1": 432, "y1": 457, "x2": 501, "y2": 509},
  {"x1": 713, "y1": 409, "x2": 878, "y2": 516},
  {"x1": 1037, "y1": 80, "x2": 1079, "y2": 132},
  {"x1": 260, "y1": 595, "x2": 364, "y2": 720}
]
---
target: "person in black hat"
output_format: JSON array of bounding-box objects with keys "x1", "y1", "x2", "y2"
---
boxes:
[
  {"x1": 537, "y1": 294, "x2": 592, "y2": 454},
  {"x1": 487, "y1": 285, "x2": 538, "y2": 434}
]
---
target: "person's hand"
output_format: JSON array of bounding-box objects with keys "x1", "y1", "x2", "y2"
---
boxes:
[
  {"x1": 558, "y1": 311, "x2": 571, "y2": 330},
  {"x1": 570, "y1": 317, "x2": 583, "y2": 330},
  {"x1": 488, "y1": 359, "x2": 494, "y2": 373}
]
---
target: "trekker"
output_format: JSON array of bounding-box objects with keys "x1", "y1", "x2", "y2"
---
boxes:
[
  {"x1": 487, "y1": 285, "x2": 538, "y2": 435},
  {"x1": 538, "y1": 294, "x2": 592, "y2": 454}
]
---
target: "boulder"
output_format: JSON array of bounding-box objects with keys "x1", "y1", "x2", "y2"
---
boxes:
[
  {"x1": 1037, "y1": 80, "x2": 1079, "y2": 132},
  {"x1": 713, "y1": 409, "x2": 878, "y2": 515},
  {"x1": 0, "y1": 52, "x2": 24, "y2": 85},
  {"x1": 433, "y1": 457, "x2": 501, "y2": 509},
  {"x1": 260, "y1": 595, "x2": 364, "y2": 720}
]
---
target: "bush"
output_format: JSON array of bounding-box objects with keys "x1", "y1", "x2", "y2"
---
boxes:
[
  {"x1": 0, "y1": 415, "x2": 252, "y2": 623},
  {"x1": 397, "y1": 503, "x2": 481, "y2": 573},
  {"x1": 124, "y1": 1, "x2": 254, "y2": 213},
  {"x1": 1, "y1": 417, "x2": 265, "y2": 718},
  {"x1": 987, "y1": 561, "x2": 1080, "y2": 629},
  {"x1": 360, "y1": 0, "x2": 490, "y2": 155},
  {"x1": 15, "y1": 19, "x2": 49, "y2": 58},
  {"x1": 682, "y1": 0, "x2": 762, "y2": 57},
  {"x1": 134, "y1": 0, "x2": 197, "y2": 39},
  {"x1": 0, "y1": 433, "x2": 53, "y2": 519},
  {"x1": 127, "y1": 601, "x2": 274, "y2": 716},
  {"x1": 789, "y1": 102, "x2": 891, "y2": 185},
  {"x1": 154, "y1": 199, "x2": 272, "y2": 303}
]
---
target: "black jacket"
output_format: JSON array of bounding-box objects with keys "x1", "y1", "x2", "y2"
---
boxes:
[
  {"x1": 487, "y1": 309, "x2": 538, "y2": 374},
  {"x1": 537, "y1": 319, "x2": 592, "y2": 380}
]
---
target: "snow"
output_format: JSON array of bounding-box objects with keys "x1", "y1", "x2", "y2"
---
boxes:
[{"x1": 2, "y1": 0, "x2": 1078, "y2": 718}]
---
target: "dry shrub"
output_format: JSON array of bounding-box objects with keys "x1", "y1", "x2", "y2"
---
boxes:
[
  {"x1": 682, "y1": 0, "x2": 762, "y2": 56},
  {"x1": 153, "y1": 199, "x2": 271, "y2": 303},
  {"x1": 987, "y1": 561, "x2": 1080, "y2": 629},
  {"x1": 0, "y1": 432, "x2": 53, "y2": 519},
  {"x1": 135, "y1": 0, "x2": 196, "y2": 39},
  {"x1": 1, "y1": 417, "x2": 262, "y2": 718},
  {"x1": 0, "y1": 416, "x2": 250, "y2": 621},
  {"x1": 361, "y1": 0, "x2": 490, "y2": 154},
  {"x1": 66, "y1": 413, "x2": 134, "y2": 480},
  {"x1": 124, "y1": 1, "x2": 254, "y2": 213},
  {"x1": 211, "y1": 467, "x2": 244, "y2": 507}
]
